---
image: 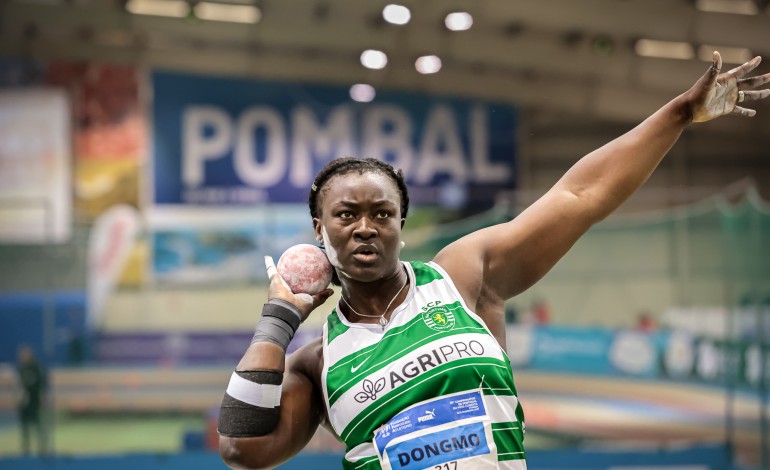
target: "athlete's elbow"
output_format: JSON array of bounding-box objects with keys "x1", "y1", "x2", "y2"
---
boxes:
[
  {"x1": 562, "y1": 185, "x2": 618, "y2": 225},
  {"x1": 219, "y1": 437, "x2": 272, "y2": 470},
  {"x1": 219, "y1": 438, "x2": 249, "y2": 469}
]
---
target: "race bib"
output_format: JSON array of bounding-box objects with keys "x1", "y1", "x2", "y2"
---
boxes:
[{"x1": 373, "y1": 390, "x2": 498, "y2": 470}]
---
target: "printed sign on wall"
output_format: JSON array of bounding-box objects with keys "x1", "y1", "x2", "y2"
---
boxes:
[
  {"x1": 152, "y1": 71, "x2": 518, "y2": 208},
  {"x1": 47, "y1": 62, "x2": 146, "y2": 219},
  {"x1": 0, "y1": 88, "x2": 72, "y2": 243},
  {"x1": 148, "y1": 205, "x2": 314, "y2": 284}
]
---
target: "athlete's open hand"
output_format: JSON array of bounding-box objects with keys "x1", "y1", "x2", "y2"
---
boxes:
[
  {"x1": 264, "y1": 255, "x2": 333, "y2": 321},
  {"x1": 686, "y1": 51, "x2": 770, "y2": 122}
]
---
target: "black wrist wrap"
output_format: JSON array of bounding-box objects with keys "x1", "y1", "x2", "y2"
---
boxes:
[
  {"x1": 262, "y1": 299, "x2": 301, "y2": 333},
  {"x1": 251, "y1": 299, "x2": 302, "y2": 351}
]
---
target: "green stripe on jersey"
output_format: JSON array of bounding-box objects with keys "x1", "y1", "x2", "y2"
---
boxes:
[
  {"x1": 343, "y1": 455, "x2": 379, "y2": 470},
  {"x1": 492, "y1": 421, "x2": 526, "y2": 460},
  {"x1": 326, "y1": 301, "x2": 472, "y2": 370},
  {"x1": 326, "y1": 308, "x2": 349, "y2": 345},
  {"x1": 411, "y1": 261, "x2": 443, "y2": 286}
]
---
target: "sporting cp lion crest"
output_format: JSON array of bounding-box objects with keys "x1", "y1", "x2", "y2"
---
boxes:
[{"x1": 421, "y1": 301, "x2": 456, "y2": 331}]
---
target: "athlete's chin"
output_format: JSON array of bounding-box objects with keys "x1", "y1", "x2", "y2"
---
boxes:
[
  {"x1": 341, "y1": 268, "x2": 386, "y2": 283},
  {"x1": 340, "y1": 260, "x2": 398, "y2": 283}
]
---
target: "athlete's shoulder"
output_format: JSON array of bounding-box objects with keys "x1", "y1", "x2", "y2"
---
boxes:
[{"x1": 405, "y1": 260, "x2": 445, "y2": 285}]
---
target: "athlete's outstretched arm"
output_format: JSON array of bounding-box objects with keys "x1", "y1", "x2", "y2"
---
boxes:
[
  {"x1": 218, "y1": 258, "x2": 333, "y2": 469},
  {"x1": 437, "y1": 52, "x2": 770, "y2": 308}
]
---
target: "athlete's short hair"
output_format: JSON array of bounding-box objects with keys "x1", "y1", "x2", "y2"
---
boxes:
[{"x1": 308, "y1": 157, "x2": 410, "y2": 219}]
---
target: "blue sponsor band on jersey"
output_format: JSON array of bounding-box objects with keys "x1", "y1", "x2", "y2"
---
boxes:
[{"x1": 374, "y1": 390, "x2": 487, "y2": 453}]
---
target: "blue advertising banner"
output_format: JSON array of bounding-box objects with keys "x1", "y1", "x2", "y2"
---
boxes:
[
  {"x1": 506, "y1": 325, "x2": 665, "y2": 378},
  {"x1": 530, "y1": 326, "x2": 616, "y2": 375},
  {"x1": 152, "y1": 71, "x2": 517, "y2": 207}
]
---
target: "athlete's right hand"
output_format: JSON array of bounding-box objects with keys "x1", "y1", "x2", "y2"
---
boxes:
[
  {"x1": 686, "y1": 51, "x2": 770, "y2": 122},
  {"x1": 264, "y1": 255, "x2": 334, "y2": 321}
]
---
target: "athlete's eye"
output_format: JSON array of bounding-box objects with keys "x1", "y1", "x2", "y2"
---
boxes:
[
  {"x1": 338, "y1": 210, "x2": 354, "y2": 219},
  {"x1": 375, "y1": 211, "x2": 391, "y2": 219}
]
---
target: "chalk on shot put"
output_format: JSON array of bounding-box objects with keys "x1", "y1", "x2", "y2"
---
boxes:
[{"x1": 275, "y1": 244, "x2": 333, "y2": 295}]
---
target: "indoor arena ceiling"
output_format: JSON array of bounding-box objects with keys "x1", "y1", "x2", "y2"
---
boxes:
[{"x1": 1, "y1": 0, "x2": 770, "y2": 125}]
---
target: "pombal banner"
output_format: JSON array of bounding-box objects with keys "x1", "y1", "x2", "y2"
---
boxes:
[{"x1": 152, "y1": 71, "x2": 517, "y2": 207}]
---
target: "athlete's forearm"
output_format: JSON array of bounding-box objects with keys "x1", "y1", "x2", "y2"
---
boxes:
[
  {"x1": 218, "y1": 299, "x2": 302, "y2": 438},
  {"x1": 236, "y1": 341, "x2": 286, "y2": 372},
  {"x1": 217, "y1": 300, "x2": 308, "y2": 469},
  {"x1": 219, "y1": 352, "x2": 322, "y2": 470}
]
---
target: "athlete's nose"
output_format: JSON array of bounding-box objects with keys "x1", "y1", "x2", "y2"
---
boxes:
[{"x1": 353, "y1": 217, "x2": 377, "y2": 240}]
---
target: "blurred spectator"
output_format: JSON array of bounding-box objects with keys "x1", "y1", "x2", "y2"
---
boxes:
[
  {"x1": 68, "y1": 334, "x2": 86, "y2": 366},
  {"x1": 636, "y1": 311, "x2": 657, "y2": 333},
  {"x1": 518, "y1": 299, "x2": 551, "y2": 325},
  {"x1": 16, "y1": 345, "x2": 47, "y2": 456},
  {"x1": 206, "y1": 406, "x2": 220, "y2": 451},
  {"x1": 531, "y1": 299, "x2": 551, "y2": 325}
]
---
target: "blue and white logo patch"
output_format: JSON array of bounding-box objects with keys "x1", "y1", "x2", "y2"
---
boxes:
[{"x1": 374, "y1": 390, "x2": 487, "y2": 453}]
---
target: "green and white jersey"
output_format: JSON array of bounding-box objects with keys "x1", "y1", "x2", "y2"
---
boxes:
[{"x1": 322, "y1": 261, "x2": 526, "y2": 470}]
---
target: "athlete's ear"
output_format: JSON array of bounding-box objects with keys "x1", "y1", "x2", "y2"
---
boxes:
[
  {"x1": 313, "y1": 218, "x2": 322, "y2": 243},
  {"x1": 400, "y1": 218, "x2": 406, "y2": 229}
]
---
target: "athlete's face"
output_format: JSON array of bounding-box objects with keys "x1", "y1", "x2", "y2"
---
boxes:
[{"x1": 313, "y1": 171, "x2": 404, "y2": 283}]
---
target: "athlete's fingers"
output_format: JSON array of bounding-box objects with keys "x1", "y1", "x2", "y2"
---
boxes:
[
  {"x1": 310, "y1": 289, "x2": 334, "y2": 310},
  {"x1": 726, "y1": 56, "x2": 761, "y2": 79},
  {"x1": 265, "y1": 256, "x2": 278, "y2": 280},
  {"x1": 740, "y1": 89, "x2": 770, "y2": 102},
  {"x1": 730, "y1": 106, "x2": 757, "y2": 118},
  {"x1": 738, "y1": 73, "x2": 770, "y2": 91}
]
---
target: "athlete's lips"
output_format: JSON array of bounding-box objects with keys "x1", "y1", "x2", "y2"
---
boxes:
[
  {"x1": 351, "y1": 244, "x2": 380, "y2": 263},
  {"x1": 352, "y1": 244, "x2": 379, "y2": 255}
]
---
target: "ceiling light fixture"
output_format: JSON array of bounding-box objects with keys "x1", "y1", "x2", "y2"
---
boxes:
[
  {"x1": 635, "y1": 39, "x2": 694, "y2": 60},
  {"x1": 695, "y1": 0, "x2": 758, "y2": 15},
  {"x1": 125, "y1": 0, "x2": 190, "y2": 18},
  {"x1": 194, "y1": 2, "x2": 262, "y2": 24},
  {"x1": 382, "y1": 4, "x2": 411, "y2": 25},
  {"x1": 360, "y1": 49, "x2": 388, "y2": 69},
  {"x1": 350, "y1": 84, "x2": 376, "y2": 102},
  {"x1": 697, "y1": 45, "x2": 753, "y2": 64},
  {"x1": 445, "y1": 12, "x2": 473, "y2": 31},
  {"x1": 415, "y1": 55, "x2": 442, "y2": 74}
]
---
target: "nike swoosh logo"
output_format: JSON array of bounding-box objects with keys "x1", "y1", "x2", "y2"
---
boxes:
[{"x1": 351, "y1": 357, "x2": 370, "y2": 373}]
